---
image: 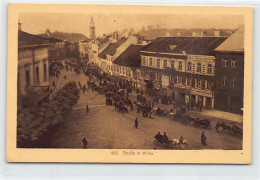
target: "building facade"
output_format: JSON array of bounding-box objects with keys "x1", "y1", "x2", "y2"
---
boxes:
[
  {"x1": 18, "y1": 31, "x2": 50, "y2": 96},
  {"x1": 140, "y1": 37, "x2": 227, "y2": 108},
  {"x1": 214, "y1": 28, "x2": 244, "y2": 114},
  {"x1": 112, "y1": 44, "x2": 144, "y2": 90}
]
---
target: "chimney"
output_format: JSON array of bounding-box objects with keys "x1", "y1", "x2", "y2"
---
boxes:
[
  {"x1": 18, "y1": 19, "x2": 21, "y2": 31},
  {"x1": 200, "y1": 31, "x2": 206, "y2": 37},
  {"x1": 214, "y1": 30, "x2": 220, "y2": 37},
  {"x1": 113, "y1": 31, "x2": 118, "y2": 40},
  {"x1": 192, "y1": 32, "x2": 197, "y2": 37}
]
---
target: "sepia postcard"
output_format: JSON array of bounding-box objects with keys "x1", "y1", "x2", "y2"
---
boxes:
[{"x1": 6, "y1": 4, "x2": 253, "y2": 163}]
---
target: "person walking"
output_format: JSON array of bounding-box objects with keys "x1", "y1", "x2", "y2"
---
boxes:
[
  {"x1": 135, "y1": 118, "x2": 138, "y2": 129},
  {"x1": 82, "y1": 136, "x2": 88, "y2": 149},
  {"x1": 86, "y1": 105, "x2": 89, "y2": 113},
  {"x1": 201, "y1": 131, "x2": 206, "y2": 146},
  {"x1": 83, "y1": 85, "x2": 86, "y2": 95}
]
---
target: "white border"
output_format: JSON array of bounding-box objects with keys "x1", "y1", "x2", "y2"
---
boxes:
[{"x1": 1, "y1": 0, "x2": 260, "y2": 179}]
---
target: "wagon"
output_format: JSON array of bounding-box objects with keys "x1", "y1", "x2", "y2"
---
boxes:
[{"x1": 193, "y1": 118, "x2": 211, "y2": 129}]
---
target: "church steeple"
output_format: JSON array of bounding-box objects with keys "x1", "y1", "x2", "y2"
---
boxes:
[{"x1": 90, "y1": 15, "x2": 96, "y2": 40}]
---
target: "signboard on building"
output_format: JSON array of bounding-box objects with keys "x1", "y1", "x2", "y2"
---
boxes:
[
  {"x1": 191, "y1": 88, "x2": 213, "y2": 97},
  {"x1": 161, "y1": 75, "x2": 169, "y2": 88}
]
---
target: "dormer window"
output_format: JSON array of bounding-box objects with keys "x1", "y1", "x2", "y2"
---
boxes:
[{"x1": 169, "y1": 45, "x2": 177, "y2": 50}]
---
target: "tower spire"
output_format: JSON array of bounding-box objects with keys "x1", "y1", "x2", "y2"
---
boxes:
[{"x1": 89, "y1": 15, "x2": 96, "y2": 40}]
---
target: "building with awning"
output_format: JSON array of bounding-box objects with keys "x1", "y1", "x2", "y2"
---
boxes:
[{"x1": 140, "y1": 36, "x2": 228, "y2": 108}]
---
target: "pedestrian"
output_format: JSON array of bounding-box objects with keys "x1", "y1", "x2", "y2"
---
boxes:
[
  {"x1": 82, "y1": 136, "x2": 88, "y2": 149},
  {"x1": 135, "y1": 118, "x2": 138, "y2": 129},
  {"x1": 86, "y1": 105, "x2": 89, "y2": 113},
  {"x1": 201, "y1": 131, "x2": 206, "y2": 146},
  {"x1": 162, "y1": 132, "x2": 169, "y2": 143},
  {"x1": 83, "y1": 85, "x2": 86, "y2": 95}
]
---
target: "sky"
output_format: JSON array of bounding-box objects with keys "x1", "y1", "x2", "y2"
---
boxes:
[{"x1": 19, "y1": 13, "x2": 244, "y2": 38}]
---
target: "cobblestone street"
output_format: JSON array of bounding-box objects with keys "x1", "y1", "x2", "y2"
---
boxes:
[{"x1": 40, "y1": 69, "x2": 242, "y2": 150}]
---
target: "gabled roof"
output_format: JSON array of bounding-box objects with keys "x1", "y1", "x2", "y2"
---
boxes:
[
  {"x1": 19, "y1": 31, "x2": 51, "y2": 48},
  {"x1": 113, "y1": 45, "x2": 144, "y2": 68},
  {"x1": 98, "y1": 37, "x2": 127, "y2": 59},
  {"x1": 142, "y1": 37, "x2": 228, "y2": 55},
  {"x1": 214, "y1": 28, "x2": 244, "y2": 52}
]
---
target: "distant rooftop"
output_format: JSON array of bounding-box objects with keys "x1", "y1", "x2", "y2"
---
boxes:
[
  {"x1": 18, "y1": 31, "x2": 50, "y2": 49},
  {"x1": 113, "y1": 44, "x2": 145, "y2": 68},
  {"x1": 98, "y1": 37, "x2": 127, "y2": 59},
  {"x1": 214, "y1": 27, "x2": 244, "y2": 52},
  {"x1": 142, "y1": 36, "x2": 228, "y2": 55}
]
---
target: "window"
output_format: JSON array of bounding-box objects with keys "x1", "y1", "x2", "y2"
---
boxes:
[
  {"x1": 182, "y1": 77, "x2": 186, "y2": 85},
  {"x1": 222, "y1": 76, "x2": 227, "y2": 86},
  {"x1": 192, "y1": 79, "x2": 195, "y2": 87},
  {"x1": 187, "y1": 78, "x2": 191, "y2": 86},
  {"x1": 156, "y1": 58, "x2": 160, "y2": 68},
  {"x1": 25, "y1": 70, "x2": 30, "y2": 86},
  {"x1": 142, "y1": 57, "x2": 146, "y2": 65},
  {"x1": 222, "y1": 59, "x2": 228, "y2": 67},
  {"x1": 207, "y1": 64, "x2": 212, "y2": 74},
  {"x1": 201, "y1": 80, "x2": 205, "y2": 90},
  {"x1": 137, "y1": 72, "x2": 141, "y2": 79},
  {"x1": 149, "y1": 58, "x2": 153, "y2": 66},
  {"x1": 171, "y1": 61, "x2": 174, "y2": 69},
  {"x1": 231, "y1": 77, "x2": 236, "y2": 87},
  {"x1": 187, "y1": 62, "x2": 191, "y2": 71},
  {"x1": 36, "y1": 67, "x2": 39, "y2": 83},
  {"x1": 231, "y1": 59, "x2": 237, "y2": 68},
  {"x1": 207, "y1": 81, "x2": 212, "y2": 89},
  {"x1": 174, "y1": 76, "x2": 177, "y2": 84},
  {"x1": 178, "y1": 76, "x2": 182, "y2": 84},
  {"x1": 123, "y1": 67, "x2": 125, "y2": 74},
  {"x1": 178, "y1": 61, "x2": 182, "y2": 70},
  {"x1": 197, "y1": 79, "x2": 201, "y2": 87},
  {"x1": 164, "y1": 60, "x2": 167, "y2": 68},
  {"x1": 197, "y1": 63, "x2": 201, "y2": 72},
  {"x1": 44, "y1": 64, "x2": 47, "y2": 81}
]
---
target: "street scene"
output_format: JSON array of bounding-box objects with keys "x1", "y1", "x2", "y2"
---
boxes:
[{"x1": 17, "y1": 12, "x2": 244, "y2": 150}]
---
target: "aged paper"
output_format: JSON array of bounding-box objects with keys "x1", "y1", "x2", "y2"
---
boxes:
[{"x1": 7, "y1": 4, "x2": 253, "y2": 163}]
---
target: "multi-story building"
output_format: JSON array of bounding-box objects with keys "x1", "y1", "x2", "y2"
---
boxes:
[
  {"x1": 214, "y1": 27, "x2": 244, "y2": 114},
  {"x1": 18, "y1": 30, "x2": 50, "y2": 99},
  {"x1": 98, "y1": 37, "x2": 127, "y2": 74},
  {"x1": 98, "y1": 35, "x2": 142, "y2": 75},
  {"x1": 78, "y1": 39, "x2": 90, "y2": 60},
  {"x1": 112, "y1": 44, "x2": 145, "y2": 89},
  {"x1": 140, "y1": 36, "x2": 227, "y2": 108}
]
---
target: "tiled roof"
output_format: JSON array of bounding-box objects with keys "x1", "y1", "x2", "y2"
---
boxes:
[
  {"x1": 98, "y1": 37, "x2": 127, "y2": 59},
  {"x1": 142, "y1": 37, "x2": 228, "y2": 55},
  {"x1": 113, "y1": 45, "x2": 144, "y2": 68},
  {"x1": 214, "y1": 28, "x2": 244, "y2": 52},
  {"x1": 18, "y1": 31, "x2": 51, "y2": 48}
]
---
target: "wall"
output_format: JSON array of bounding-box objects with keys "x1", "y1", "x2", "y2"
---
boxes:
[{"x1": 214, "y1": 51, "x2": 244, "y2": 114}]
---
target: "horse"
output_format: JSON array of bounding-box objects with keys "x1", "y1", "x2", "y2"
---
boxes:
[
  {"x1": 171, "y1": 138, "x2": 188, "y2": 149},
  {"x1": 106, "y1": 98, "x2": 113, "y2": 106}
]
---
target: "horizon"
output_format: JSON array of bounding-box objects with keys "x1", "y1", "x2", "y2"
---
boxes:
[{"x1": 19, "y1": 13, "x2": 244, "y2": 38}]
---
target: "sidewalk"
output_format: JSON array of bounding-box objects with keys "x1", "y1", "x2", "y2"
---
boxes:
[
  {"x1": 190, "y1": 109, "x2": 243, "y2": 124},
  {"x1": 128, "y1": 90, "x2": 243, "y2": 124}
]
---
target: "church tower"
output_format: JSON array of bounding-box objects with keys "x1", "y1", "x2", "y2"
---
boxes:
[{"x1": 90, "y1": 16, "x2": 96, "y2": 40}]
